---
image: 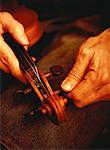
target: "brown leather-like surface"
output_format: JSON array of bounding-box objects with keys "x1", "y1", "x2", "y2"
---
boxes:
[{"x1": 1, "y1": 14, "x2": 110, "y2": 149}]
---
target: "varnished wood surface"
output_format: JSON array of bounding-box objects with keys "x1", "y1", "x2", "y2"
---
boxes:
[{"x1": 0, "y1": 14, "x2": 110, "y2": 149}]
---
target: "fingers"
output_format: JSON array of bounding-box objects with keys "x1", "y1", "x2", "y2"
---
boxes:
[
  {"x1": 0, "y1": 12, "x2": 29, "y2": 82},
  {"x1": 61, "y1": 47, "x2": 91, "y2": 92},
  {"x1": 0, "y1": 35, "x2": 26, "y2": 83},
  {"x1": 67, "y1": 68, "x2": 97, "y2": 107},
  {"x1": 0, "y1": 12, "x2": 29, "y2": 46},
  {"x1": 61, "y1": 29, "x2": 110, "y2": 107},
  {"x1": 68, "y1": 77, "x2": 96, "y2": 107},
  {"x1": 68, "y1": 73, "x2": 110, "y2": 108}
]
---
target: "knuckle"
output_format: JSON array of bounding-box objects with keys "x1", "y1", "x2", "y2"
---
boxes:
[
  {"x1": 87, "y1": 37, "x2": 95, "y2": 42},
  {"x1": 1, "y1": 55, "x2": 9, "y2": 66},
  {"x1": 101, "y1": 72, "x2": 110, "y2": 84},
  {"x1": 79, "y1": 46, "x2": 89, "y2": 58},
  {"x1": 99, "y1": 28, "x2": 110, "y2": 37},
  {"x1": 79, "y1": 37, "x2": 91, "y2": 49},
  {"x1": 71, "y1": 89, "x2": 82, "y2": 103},
  {"x1": 79, "y1": 37, "x2": 97, "y2": 56},
  {"x1": 0, "y1": 12, "x2": 13, "y2": 20},
  {"x1": 89, "y1": 75, "x2": 97, "y2": 82},
  {"x1": 1, "y1": 12, "x2": 11, "y2": 17},
  {"x1": 84, "y1": 37, "x2": 93, "y2": 45}
]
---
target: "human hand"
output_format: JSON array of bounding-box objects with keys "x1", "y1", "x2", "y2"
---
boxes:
[
  {"x1": 0, "y1": 12, "x2": 29, "y2": 82},
  {"x1": 61, "y1": 28, "x2": 110, "y2": 107}
]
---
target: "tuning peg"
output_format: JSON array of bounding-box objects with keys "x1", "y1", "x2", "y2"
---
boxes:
[
  {"x1": 13, "y1": 87, "x2": 32, "y2": 101},
  {"x1": 45, "y1": 65, "x2": 64, "y2": 78}
]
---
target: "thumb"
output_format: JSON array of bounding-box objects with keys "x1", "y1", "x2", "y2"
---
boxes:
[{"x1": 61, "y1": 48, "x2": 91, "y2": 92}]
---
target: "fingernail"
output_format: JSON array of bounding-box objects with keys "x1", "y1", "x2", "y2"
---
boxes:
[
  {"x1": 31, "y1": 57, "x2": 36, "y2": 62},
  {"x1": 24, "y1": 45, "x2": 28, "y2": 51},
  {"x1": 61, "y1": 81, "x2": 72, "y2": 92}
]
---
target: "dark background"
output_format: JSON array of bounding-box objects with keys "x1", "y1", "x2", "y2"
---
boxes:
[
  {"x1": 1, "y1": 0, "x2": 110, "y2": 19},
  {"x1": 0, "y1": 0, "x2": 110, "y2": 149}
]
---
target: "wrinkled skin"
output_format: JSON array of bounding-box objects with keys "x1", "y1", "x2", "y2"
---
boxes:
[
  {"x1": 0, "y1": 12, "x2": 110, "y2": 108},
  {"x1": 0, "y1": 12, "x2": 29, "y2": 82},
  {"x1": 61, "y1": 29, "x2": 110, "y2": 107}
]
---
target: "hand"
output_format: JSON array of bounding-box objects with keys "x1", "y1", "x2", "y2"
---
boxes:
[
  {"x1": 61, "y1": 28, "x2": 110, "y2": 108},
  {"x1": 0, "y1": 12, "x2": 29, "y2": 82}
]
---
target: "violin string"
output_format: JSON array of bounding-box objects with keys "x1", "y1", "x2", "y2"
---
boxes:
[{"x1": 20, "y1": 50, "x2": 50, "y2": 95}]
